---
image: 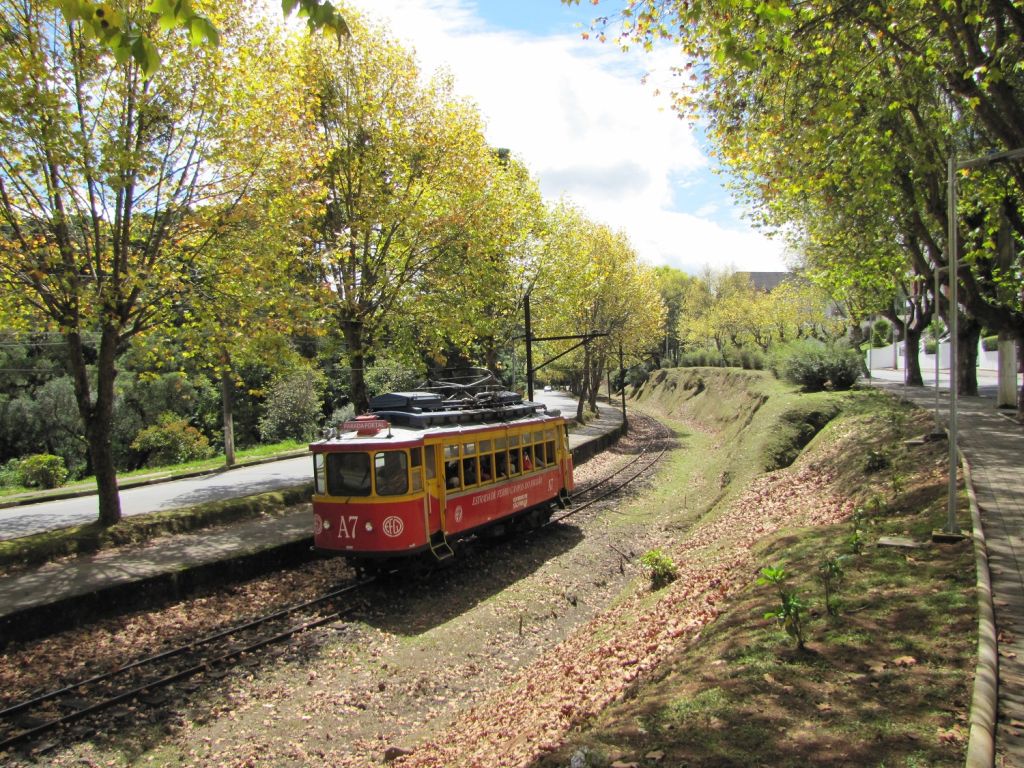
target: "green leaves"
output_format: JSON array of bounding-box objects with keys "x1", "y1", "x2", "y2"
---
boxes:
[
  {"x1": 283, "y1": 0, "x2": 350, "y2": 42},
  {"x1": 52, "y1": 0, "x2": 344, "y2": 77}
]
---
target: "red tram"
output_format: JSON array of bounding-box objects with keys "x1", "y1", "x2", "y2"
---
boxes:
[{"x1": 310, "y1": 387, "x2": 574, "y2": 562}]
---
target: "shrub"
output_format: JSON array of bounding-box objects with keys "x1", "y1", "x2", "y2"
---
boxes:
[
  {"x1": 640, "y1": 548, "x2": 679, "y2": 590},
  {"x1": 0, "y1": 458, "x2": 21, "y2": 488},
  {"x1": 258, "y1": 367, "x2": 327, "y2": 442},
  {"x1": 626, "y1": 366, "x2": 649, "y2": 387},
  {"x1": 17, "y1": 453, "x2": 69, "y2": 489},
  {"x1": 131, "y1": 413, "x2": 215, "y2": 468},
  {"x1": 680, "y1": 350, "x2": 726, "y2": 368},
  {"x1": 871, "y1": 319, "x2": 891, "y2": 348},
  {"x1": 982, "y1": 335, "x2": 999, "y2": 352},
  {"x1": 738, "y1": 348, "x2": 766, "y2": 370},
  {"x1": 924, "y1": 339, "x2": 938, "y2": 355},
  {"x1": 771, "y1": 340, "x2": 861, "y2": 392},
  {"x1": 328, "y1": 404, "x2": 355, "y2": 428}
]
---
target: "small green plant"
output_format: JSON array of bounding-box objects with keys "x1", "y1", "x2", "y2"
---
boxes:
[
  {"x1": 847, "y1": 508, "x2": 869, "y2": 555},
  {"x1": 846, "y1": 528, "x2": 866, "y2": 555},
  {"x1": 16, "y1": 454, "x2": 68, "y2": 489},
  {"x1": 640, "y1": 548, "x2": 679, "y2": 590},
  {"x1": 865, "y1": 493, "x2": 887, "y2": 516},
  {"x1": 817, "y1": 554, "x2": 846, "y2": 616},
  {"x1": 890, "y1": 470, "x2": 906, "y2": 497},
  {"x1": 863, "y1": 449, "x2": 890, "y2": 473},
  {"x1": 757, "y1": 565, "x2": 807, "y2": 649}
]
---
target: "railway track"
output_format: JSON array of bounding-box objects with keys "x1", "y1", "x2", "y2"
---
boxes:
[
  {"x1": 0, "y1": 577, "x2": 374, "y2": 754},
  {"x1": 554, "y1": 448, "x2": 666, "y2": 524},
  {"x1": 0, "y1": 448, "x2": 664, "y2": 755}
]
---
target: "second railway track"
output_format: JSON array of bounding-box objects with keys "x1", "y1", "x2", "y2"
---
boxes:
[{"x1": 0, "y1": 576, "x2": 374, "y2": 753}]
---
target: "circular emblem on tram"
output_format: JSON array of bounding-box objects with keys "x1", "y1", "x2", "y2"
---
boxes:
[
  {"x1": 313, "y1": 514, "x2": 324, "y2": 536},
  {"x1": 382, "y1": 516, "x2": 404, "y2": 538},
  {"x1": 454, "y1": 505, "x2": 464, "y2": 523}
]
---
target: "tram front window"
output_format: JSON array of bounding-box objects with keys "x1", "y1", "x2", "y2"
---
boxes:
[
  {"x1": 375, "y1": 451, "x2": 409, "y2": 496},
  {"x1": 327, "y1": 452, "x2": 371, "y2": 496}
]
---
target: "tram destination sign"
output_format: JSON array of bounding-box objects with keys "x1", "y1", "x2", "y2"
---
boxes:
[{"x1": 343, "y1": 419, "x2": 391, "y2": 433}]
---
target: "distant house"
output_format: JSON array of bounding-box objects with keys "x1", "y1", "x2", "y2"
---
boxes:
[{"x1": 739, "y1": 271, "x2": 793, "y2": 292}]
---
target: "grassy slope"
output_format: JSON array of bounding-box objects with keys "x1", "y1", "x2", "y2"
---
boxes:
[{"x1": 539, "y1": 368, "x2": 975, "y2": 768}]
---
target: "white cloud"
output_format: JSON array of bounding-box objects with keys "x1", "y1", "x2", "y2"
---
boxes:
[{"x1": 348, "y1": 0, "x2": 788, "y2": 275}]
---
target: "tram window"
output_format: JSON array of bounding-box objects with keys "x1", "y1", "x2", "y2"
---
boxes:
[
  {"x1": 522, "y1": 446, "x2": 534, "y2": 472},
  {"x1": 509, "y1": 434, "x2": 520, "y2": 447},
  {"x1": 327, "y1": 452, "x2": 371, "y2": 496},
  {"x1": 534, "y1": 442, "x2": 546, "y2": 467},
  {"x1": 425, "y1": 446, "x2": 436, "y2": 480},
  {"x1": 533, "y1": 431, "x2": 544, "y2": 445},
  {"x1": 508, "y1": 447, "x2": 520, "y2": 475},
  {"x1": 464, "y1": 441, "x2": 477, "y2": 455},
  {"x1": 314, "y1": 454, "x2": 326, "y2": 495},
  {"x1": 480, "y1": 454, "x2": 493, "y2": 483},
  {"x1": 546, "y1": 439, "x2": 556, "y2": 464},
  {"x1": 374, "y1": 451, "x2": 408, "y2": 496},
  {"x1": 462, "y1": 455, "x2": 478, "y2": 486},
  {"x1": 495, "y1": 451, "x2": 507, "y2": 478},
  {"x1": 410, "y1": 448, "x2": 423, "y2": 492},
  {"x1": 445, "y1": 460, "x2": 460, "y2": 489},
  {"x1": 445, "y1": 444, "x2": 459, "y2": 461}
]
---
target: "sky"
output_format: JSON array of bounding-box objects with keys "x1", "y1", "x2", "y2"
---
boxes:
[{"x1": 347, "y1": 0, "x2": 790, "y2": 276}]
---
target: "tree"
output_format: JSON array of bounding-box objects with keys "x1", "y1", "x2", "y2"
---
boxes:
[
  {"x1": 651, "y1": 265, "x2": 694, "y2": 367},
  {"x1": 53, "y1": 0, "x2": 347, "y2": 76},
  {"x1": 0, "y1": 0, "x2": 280, "y2": 524},
  {"x1": 578, "y1": 0, "x2": 1024, "y2": 412},
  {"x1": 294, "y1": 13, "x2": 493, "y2": 412},
  {"x1": 414, "y1": 150, "x2": 547, "y2": 379},
  {"x1": 534, "y1": 202, "x2": 664, "y2": 418}
]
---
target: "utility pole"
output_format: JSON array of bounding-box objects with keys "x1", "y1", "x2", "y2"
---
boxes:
[
  {"x1": 525, "y1": 292, "x2": 535, "y2": 402},
  {"x1": 619, "y1": 344, "x2": 628, "y2": 429}
]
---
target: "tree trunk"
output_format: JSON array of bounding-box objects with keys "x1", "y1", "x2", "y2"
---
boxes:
[
  {"x1": 483, "y1": 338, "x2": 500, "y2": 378},
  {"x1": 342, "y1": 319, "x2": 370, "y2": 413},
  {"x1": 220, "y1": 354, "x2": 236, "y2": 468},
  {"x1": 958, "y1": 318, "x2": 981, "y2": 397},
  {"x1": 576, "y1": 345, "x2": 591, "y2": 423},
  {"x1": 587, "y1": 354, "x2": 603, "y2": 413},
  {"x1": 904, "y1": 324, "x2": 924, "y2": 386},
  {"x1": 67, "y1": 327, "x2": 122, "y2": 526}
]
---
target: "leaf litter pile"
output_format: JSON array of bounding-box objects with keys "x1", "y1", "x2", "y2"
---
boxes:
[{"x1": 1, "y1": 396, "x2": 975, "y2": 767}]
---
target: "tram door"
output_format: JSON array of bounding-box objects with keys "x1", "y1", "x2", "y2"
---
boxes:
[{"x1": 424, "y1": 442, "x2": 445, "y2": 534}]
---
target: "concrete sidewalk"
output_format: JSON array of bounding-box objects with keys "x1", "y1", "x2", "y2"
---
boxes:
[{"x1": 869, "y1": 373, "x2": 1023, "y2": 767}]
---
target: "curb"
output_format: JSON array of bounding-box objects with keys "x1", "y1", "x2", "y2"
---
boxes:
[{"x1": 962, "y1": 452, "x2": 998, "y2": 768}]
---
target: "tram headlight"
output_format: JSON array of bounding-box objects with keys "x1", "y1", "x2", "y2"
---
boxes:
[{"x1": 365, "y1": 521, "x2": 374, "y2": 533}]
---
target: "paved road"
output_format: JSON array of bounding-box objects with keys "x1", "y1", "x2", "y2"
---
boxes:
[
  {"x1": 0, "y1": 392, "x2": 581, "y2": 541},
  {"x1": 0, "y1": 456, "x2": 313, "y2": 541}
]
